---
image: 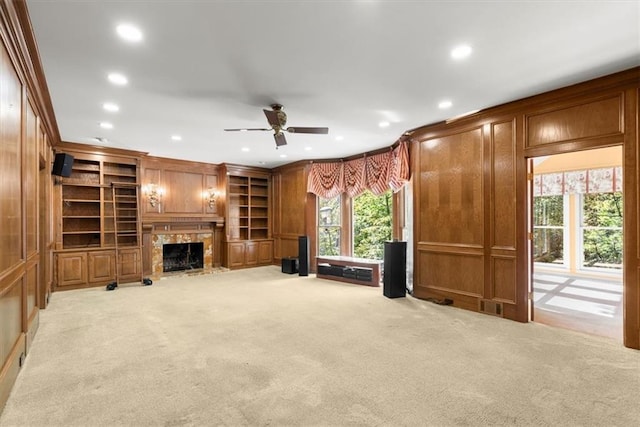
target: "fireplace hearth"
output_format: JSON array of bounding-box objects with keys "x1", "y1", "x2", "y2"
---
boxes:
[{"x1": 163, "y1": 242, "x2": 204, "y2": 272}]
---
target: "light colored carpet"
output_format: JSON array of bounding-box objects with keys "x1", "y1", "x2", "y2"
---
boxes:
[{"x1": 1, "y1": 266, "x2": 638, "y2": 426}]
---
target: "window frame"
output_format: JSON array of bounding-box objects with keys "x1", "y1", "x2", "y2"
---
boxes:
[
  {"x1": 576, "y1": 192, "x2": 623, "y2": 275},
  {"x1": 533, "y1": 194, "x2": 570, "y2": 270}
]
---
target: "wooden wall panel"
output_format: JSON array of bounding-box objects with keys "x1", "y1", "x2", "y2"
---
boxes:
[
  {"x1": 139, "y1": 157, "x2": 222, "y2": 220},
  {"x1": 0, "y1": 41, "x2": 23, "y2": 272},
  {"x1": 272, "y1": 164, "x2": 308, "y2": 261},
  {"x1": 142, "y1": 168, "x2": 161, "y2": 215},
  {"x1": 25, "y1": 100, "x2": 38, "y2": 256},
  {"x1": 418, "y1": 251, "x2": 484, "y2": 297},
  {"x1": 204, "y1": 174, "x2": 218, "y2": 214},
  {"x1": 38, "y1": 127, "x2": 52, "y2": 309},
  {"x1": 163, "y1": 170, "x2": 202, "y2": 213},
  {"x1": 623, "y1": 87, "x2": 639, "y2": 348},
  {"x1": 411, "y1": 68, "x2": 639, "y2": 347},
  {"x1": 26, "y1": 261, "x2": 37, "y2": 319},
  {"x1": 491, "y1": 256, "x2": 516, "y2": 303},
  {"x1": 1, "y1": 0, "x2": 61, "y2": 410},
  {"x1": 526, "y1": 95, "x2": 623, "y2": 147},
  {"x1": 0, "y1": 278, "x2": 22, "y2": 379},
  {"x1": 419, "y1": 128, "x2": 484, "y2": 246},
  {"x1": 491, "y1": 120, "x2": 516, "y2": 249}
]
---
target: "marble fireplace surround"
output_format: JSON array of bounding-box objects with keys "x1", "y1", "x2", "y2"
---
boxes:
[{"x1": 146, "y1": 219, "x2": 224, "y2": 279}]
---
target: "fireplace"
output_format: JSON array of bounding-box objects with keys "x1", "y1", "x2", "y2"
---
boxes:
[
  {"x1": 163, "y1": 242, "x2": 204, "y2": 272},
  {"x1": 149, "y1": 225, "x2": 219, "y2": 278}
]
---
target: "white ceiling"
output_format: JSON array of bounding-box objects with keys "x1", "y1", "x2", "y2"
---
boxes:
[{"x1": 27, "y1": 1, "x2": 640, "y2": 168}]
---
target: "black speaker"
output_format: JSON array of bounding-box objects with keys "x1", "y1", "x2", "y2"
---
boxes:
[
  {"x1": 383, "y1": 241, "x2": 407, "y2": 298},
  {"x1": 281, "y1": 257, "x2": 299, "y2": 274},
  {"x1": 52, "y1": 153, "x2": 74, "y2": 177},
  {"x1": 298, "y1": 236, "x2": 310, "y2": 276}
]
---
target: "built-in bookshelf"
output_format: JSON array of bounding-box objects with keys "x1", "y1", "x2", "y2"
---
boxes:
[
  {"x1": 223, "y1": 168, "x2": 273, "y2": 269},
  {"x1": 55, "y1": 153, "x2": 141, "y2": 289}
]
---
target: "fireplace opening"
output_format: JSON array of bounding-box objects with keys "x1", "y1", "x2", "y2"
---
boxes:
[{"x1": 163, "y1": 242, "x2": 204, "y2": 272}]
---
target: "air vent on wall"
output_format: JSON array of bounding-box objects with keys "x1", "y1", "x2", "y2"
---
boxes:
[{"x1": 479, "y1": 299, "x2": 503, "y2": 317}]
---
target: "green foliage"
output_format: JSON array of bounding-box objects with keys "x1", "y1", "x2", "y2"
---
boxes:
[
  {"x1": 318, "y1": 196, "x2": 341, "y2": 256},
  {"x1": 353, "y1": 191, "x2": 392, "y2": 260},
  {"x1": 582, "y1": 192, "x2": 622, "y2": 268},
  {"x1": 534, "y1": 195, "x2": 563, "y2": 226},
  {"x1": 533, "y1": 196, "x2": 564, "y2": 264},
  {"x1": 582, "y1": 192, "x2": 622, "y2": 227}
]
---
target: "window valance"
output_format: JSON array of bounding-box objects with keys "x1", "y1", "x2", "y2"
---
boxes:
[
  {"x1": 534, "y1": 166, "x2": 622, "y2": 196},
  {"x1": 307, "y1": 140, "x2": 410, "y2": 198}
]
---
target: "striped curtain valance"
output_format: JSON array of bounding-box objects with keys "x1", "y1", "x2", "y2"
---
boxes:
[
  {"x1": 307, "y1": 140, "x2": 410, "y2": 198},
  {"x1": 534, "y1": 166, "x2": 622, "y2": 196}
]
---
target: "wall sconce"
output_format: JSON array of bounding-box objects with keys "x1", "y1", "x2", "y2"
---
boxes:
[
  {"x1": 145, "y1": 183, "x2": 163, "y2": 207},
  {"x1": 204, "y1": 187, "x2": 218, "y2": 209}
]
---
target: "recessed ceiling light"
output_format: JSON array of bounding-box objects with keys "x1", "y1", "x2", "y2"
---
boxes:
[
  {"x1": 241, "y1": 147, "x2": 250, "y2": 152},
  {"x1": 451, "y1": 44, "x2": 472, "y2": 60},
  {"x1": 116, "y1": 23, "x2": 143, "y2": 43},
  {"x1": 103, "y1": 102, "x2": 119, "y2": 112},
  {"x1": 304, "y1": 146, "x2": 312, "y2": 151},
  {"x1": 378, "y1": 121, "x2": 390, "y2": 128},
  {"x1": 108, "y1": 73, "x2": 128, "y2": 86},
  {"x1": 279, "y1": 154, "x2": 287, "y2": 158},
  {"x1": 99, "y1": 122, "x2": 113, "y2": 129},
  {"x1": 438, "y1": 100, "x2": 452, "y2": 109},
  {"x1": 171, "y1": 135, "x2": 182, "y2": 141},
  {"x1": 335, "y1": 135, "x2": 344, "y2": 141},
  {"x1": 258, "y1": 161, "x2": 266, "y2": 165}
]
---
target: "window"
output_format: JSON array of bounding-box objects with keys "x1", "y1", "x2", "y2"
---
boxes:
[
  {"x1": 579, "y1": 192, "x2": 623, "y2": 270},
  {"x1": 318, "y1": 196, "x2": 341, "y2": 256},
  {"x1": 533, "y1": 195, "x2": 565, "y2": 266},
  {"x1": 352, "y1": 190, "x2": 392, "y2": 260}
]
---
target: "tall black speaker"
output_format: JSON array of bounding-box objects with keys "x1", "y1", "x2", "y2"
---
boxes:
[
  {"x1": 383, "y1": 241, "x2": 407, "y2": 298},
  {"x1": 52, "y1": 153, "x2": 74, "y2": 177},
  {"x1": 298, "y1": 236, "x2": 310, "y2": 276}
]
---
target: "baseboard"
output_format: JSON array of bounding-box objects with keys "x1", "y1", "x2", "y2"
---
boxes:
[{"x1": 0, "y1": 333, "x2": 25, "y2": 414}]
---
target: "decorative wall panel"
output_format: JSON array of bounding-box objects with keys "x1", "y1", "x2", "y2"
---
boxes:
[
  {"x1": 526, "y1": 95, "x2": 622, "y2": 146},
  {"x1": 0, "y1": 41, "x2": 23, "y2": 273},
  {"x1": 419, "y1": 252, "x2": 484, "y2": 297},
  {"x1": 492, "y1": 120, "x2": 516, "y2": 249},
  {"x1": 164, "y1": 171, "x2": 203, "y2": 213},
  {"x1": 272, "y1": 165, "x2": 308, "y2": 260},
  {"x1": 491, "y1": 256, "x2": 516, "y2": 303},
  {"x1": 419, "y1": 128, "x2": 484, "y2": 246}
]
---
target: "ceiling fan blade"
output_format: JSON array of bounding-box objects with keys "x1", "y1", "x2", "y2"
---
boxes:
[
  {"x1": 263, "y1": 109, "x2": 281, "y2": 127},
  {"x1": 224, "y1": 128, "x2": 271, "y2": 131},
  {"x1": 274, "y1": 132, "x2": 287, "y2": 147},
  {"x1": 286, "y1": 126, "x2": 329, "y2": 134}
]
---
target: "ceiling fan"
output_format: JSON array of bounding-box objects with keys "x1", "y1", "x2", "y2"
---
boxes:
[{"x1": 224, "y1": 104, "x2": 329, "y2": 147}]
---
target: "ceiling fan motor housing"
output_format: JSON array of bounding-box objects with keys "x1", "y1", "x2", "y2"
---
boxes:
[{"x1": 271, "y1": 104, "x2": 287, "y2": 129}]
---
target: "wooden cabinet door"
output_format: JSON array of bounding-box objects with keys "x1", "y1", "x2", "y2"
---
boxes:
[
  {"x1": 57, "y1": 252, "x2": 87, "y2": 287},
  {"x1": 258, "y1": 240, "x2": 273, "y2": 264},
  {"x1": 118, "y1": 248, "x2": 141, "y2": 283},
  {"x1": 245, "y1": 242, "x2": 258, "y2": 265},
  {"x1": 88, "y1": 250, "x2": 116, "y2": 284},
  {"x1": 228, "y1": 242, "x2": 246, "y2": 268}
]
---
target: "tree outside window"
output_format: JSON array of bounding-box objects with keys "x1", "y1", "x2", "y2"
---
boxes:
[
  {"x1": 533, "y1": 195, "x2": 565, "y2": 265},
  {"x1": 353, "y1": 191, "x2": 392, "y2": 260},
  {"x1": 318, "y1": 196, "x2": 341, "y2": 256},
  {"x1": 581, "y1": 192, "x2": 623, "y2": 269}
]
